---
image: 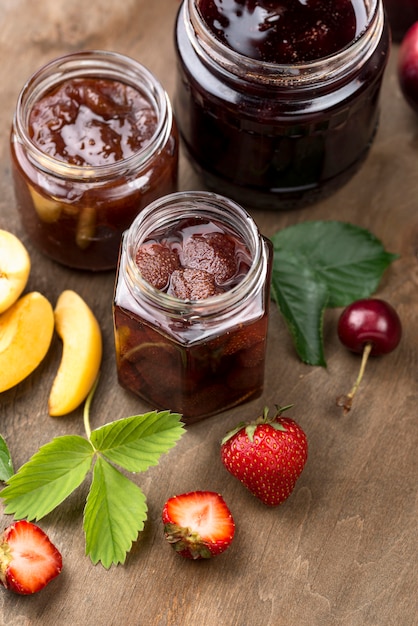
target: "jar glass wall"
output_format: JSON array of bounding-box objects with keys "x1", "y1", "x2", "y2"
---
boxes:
[
  {"x1": 10, "y1": 50, "x2": 179, "y2": 271},
  {"x1": 113, "y1": 191, "x2": 272, "y2": 423},
  {"x1": 174, "y1": 0, "x2": 390, "y2": 210}
]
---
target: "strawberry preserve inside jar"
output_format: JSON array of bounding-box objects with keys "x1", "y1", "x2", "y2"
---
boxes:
[
  {"x1": 113, "y1": 191, "x2": 272, "y2": 423},
  {"x1": 174, "y1": 0, "x2": 390, "y2": 209},
  {"x1": 10, "y1": 51, "x2": 178, "y2": 270}
]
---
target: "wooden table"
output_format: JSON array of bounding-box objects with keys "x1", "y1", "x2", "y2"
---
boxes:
[{"x1": 0, "y1": 2, "x2": 417, "y2": 625}]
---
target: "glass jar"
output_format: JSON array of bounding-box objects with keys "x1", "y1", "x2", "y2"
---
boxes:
[
  {"x1": 113, "y1": 190, "x2": 272, "y2": 423},
  {"x1": 174, "y1": 0, "x2": 390, "y2": 210},
  {"x1": 383, "y1": 0, "x2": 418, "y2": 41},
  {"x1": 10, "y1": 50, "x2": 179, "y2": 271}
]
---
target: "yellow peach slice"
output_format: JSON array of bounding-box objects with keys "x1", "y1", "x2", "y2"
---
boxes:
[
  {"x1": 0, "y1": 291, "x2": 54, "y2": 393},
  {"x1": 0, "y1": 230, "x2": 31, "y2": 314},
  {"x1": 76, "y1": 207, "x2": 96, "y2": 250},
  {"x1": 49, "y1": 290, "x2": 102, "y2": 416},
  {"x1": 29, "y1": 185, "x2": 63, "y2": 223}
]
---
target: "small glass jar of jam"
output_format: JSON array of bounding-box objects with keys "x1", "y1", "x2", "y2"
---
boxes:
[
  {"x1": 113, "y1": 190, "x2": 272, "y2": 423},
  {"x1": 174, "y1": 0, "x2": 390, "y2": 209},
  {"x1": 10, "y1": 51, "x2": 179, "y2": 270},
  {"x1": 383, "y1": 0, "x2": 418, "y2": 41}
]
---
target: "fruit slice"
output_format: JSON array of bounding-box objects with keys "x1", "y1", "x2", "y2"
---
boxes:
[
  {"x1": 0, "y1": 291, "x2": 54, "y2": 393},
  {"x1": 0, "y1": 230, "x2": 31, "y2": 314},
  {"x1": 162, "y1": 490, "x2": 235, "y2": 559},
  {"x1": 0, "y1": 520, "x2": 62, "y2": 595},
  {"x1": 29, "y1": 185, "x2": 62, "y2": 223},
  {"x1": 48, "y1": 289, "x2": 102, "y2": 416}
]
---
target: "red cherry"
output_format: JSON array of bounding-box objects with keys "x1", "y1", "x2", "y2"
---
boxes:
[
  {"x1": 336, "y1": 298, "x2": 402, "y2": 414},
  {"x1": 398, "y1": 22, "x2": 418, "y2": 114}
]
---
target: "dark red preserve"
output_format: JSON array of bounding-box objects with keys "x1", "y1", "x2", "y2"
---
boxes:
[
  {"x1": 113, "y1": 191, "x2": 272, "y2": 423},
  {"x1": 10, "y1": 51, "x2": 178, "y2": 270},
  {"x1": 383, "y1": 0, "x2": 418, "y2": 41},
  {"x1": 174, "y1": 0, "x2": 390, "y2": 209}
]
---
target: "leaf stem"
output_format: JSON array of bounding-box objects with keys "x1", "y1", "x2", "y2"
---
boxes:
[{"x1": 84, "y1": 374, "x2": 100, "y2": 440}]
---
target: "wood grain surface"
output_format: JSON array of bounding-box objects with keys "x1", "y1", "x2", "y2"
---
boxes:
[{"x1": 0, "y1": 2, "x2": 417, "y2": 625}]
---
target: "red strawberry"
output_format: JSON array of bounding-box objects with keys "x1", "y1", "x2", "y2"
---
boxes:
[
  {"x1": 0, "y1": 520, "x2": 62, "y2": 595},
  {"x1": 221, "y1": 406, "x2": 308, "y2": 506},
  {"x1": 162, "y1": 491, "x2": 235, "y2": 559},
  {"x1": 182, "y1": 232, "x2": 237, "y2": 283},
  {"x1": 135, "y1": 242, "x2": 180, "y2": 290},
  {"x1": 168, "y1": 268, "x2": 218, "y2": 300}
]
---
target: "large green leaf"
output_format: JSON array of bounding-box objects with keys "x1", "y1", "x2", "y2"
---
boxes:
[
  {"x1": 0, "y1": 435, "x2": 13, "y2": 482},
  {"x1": 1, "y1": 435, "x2": 94, "y2": 520},
  {"x1": 90, "y1": 410, "x2": 184, "y2": 473},
  {"x1": 271, "y1": 221, "x2": 398, "y2": 366},
  {"x1": 84, "y1": 456, "x2": 147, "y2": 568}
]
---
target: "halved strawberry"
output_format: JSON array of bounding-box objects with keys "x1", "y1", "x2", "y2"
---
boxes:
[
  {"x1": 135, "y1": 242, "x2": 180, "y2": 290},
  {"x1": 162, "y1": 491, "x2": 235, "y2": 559},
  {"x1": 182, "y1": 232, "x2": 238, "y2": 284},
  {"x1": 0, "y1": 520, "x2": 62, "y2": 595}
]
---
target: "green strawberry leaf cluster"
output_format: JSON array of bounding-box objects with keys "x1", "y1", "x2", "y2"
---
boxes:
[
  {"x1": 271, "y1": 221, "x2": 399, "y2": 366},
  {"x1": 0, "y1": 390, "x2": 184, "y2": 569}
]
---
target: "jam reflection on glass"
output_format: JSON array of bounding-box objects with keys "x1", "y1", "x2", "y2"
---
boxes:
[
  {"x1": 174, "y1": 0, "x2": 389, "y2": 209},
  {"x1": 383, "y1": 0, "x2": 418, "y2": 41},
  {"x1": 114, "y1": 216, "x2": 271, "y2": 423},
  {"x1": 11, "y1": 77, "x2": 178, "y2": 270}
]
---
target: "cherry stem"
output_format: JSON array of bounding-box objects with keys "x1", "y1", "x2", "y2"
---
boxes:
[{"x1": 336, "y1": 342, "x2": 373, "y2": 414}]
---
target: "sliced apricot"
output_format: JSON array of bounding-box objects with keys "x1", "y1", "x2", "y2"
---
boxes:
[
  {"x1": 0, "y1": 292, "x2": 54, "y2": 393},
  {"x1": 48, "y1": 290, "x2": 102, "y2": 416},
  {"x1": 0, "y1": 229, "x2": 31, "y2": 314}
]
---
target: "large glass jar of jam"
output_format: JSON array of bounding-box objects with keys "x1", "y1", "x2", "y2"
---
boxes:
[
  {"x1": 174, "y1": 0, "x2": 390, "y2": 210},
  {"x1": 10, "y1": 51, "x2": 178, "y2": 270},
  {"x1": 113, "y1": 191, "x2": 272, "y2": 423},
  {"x1": 383, "y1": 0, "x2": 418, "y2": 41}
]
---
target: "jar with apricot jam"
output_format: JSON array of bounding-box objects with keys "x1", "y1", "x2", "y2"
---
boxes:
[
  {"x1": 113, "y1": 191, "x2": 272, "y2": 423},
  {"x1": 10, "y1": 51, "x2": 178, "y2": 270},
  {"x1": 174, "y1": 0, "x2": 390, "y2": 209}
]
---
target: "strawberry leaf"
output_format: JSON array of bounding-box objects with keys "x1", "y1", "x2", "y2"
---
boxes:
[
  {"x1": 90, "y1": 410, "x2": 184, "y2": 472},
  {"x1": 84, "y1": 456, "x2": 147, "y2": 568},
  {"x1": 0, "y1": 406, "x2": 184, "y2": 567},
  {"x1": 0, "y1": 435, "x2": 14, "y2": 482},
  {"x1": 1, "y1": 435, "x2": 94, "y2": 520},
  {"x1": 271, "y1": 221, "x2": 398, "y2": 366}
]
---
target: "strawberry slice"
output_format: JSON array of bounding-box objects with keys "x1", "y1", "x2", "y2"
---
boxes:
[
  {"x1": 162, "y1": 491, "x2": 235, "y2": 559},
  {"x1": 0, "y1": 520, "x2": 62, "y2": 595}
]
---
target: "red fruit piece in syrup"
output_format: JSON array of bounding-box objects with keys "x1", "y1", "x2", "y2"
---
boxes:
[
  {"x1": 169, "y1": 268, "x2": 218, "y2": 300},
  {"x1": 135, "y1": 242, "x2": 180, "y2": 290},
  {"x1": 183, "y1": 232, "x2": 237, "y2": 283}
]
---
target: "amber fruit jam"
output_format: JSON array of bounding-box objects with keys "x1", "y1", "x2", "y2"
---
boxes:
[
  {"x1": 113, "y1": 191, "x2": 272, "y2": 423},
  {"x1": 10, "y1": 51, "x2": 178, "y2": 270},
  {"x1": 174, "y1": 0, "x2": 389, "y2": 209}
]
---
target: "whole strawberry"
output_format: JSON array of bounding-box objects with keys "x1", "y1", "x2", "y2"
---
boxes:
[
  {"x1": 221, "y1": 406, "x2": 308, "y2": 506},
  {"x1": 0, "y1": 520, "x2": 62, "y2": 594}
]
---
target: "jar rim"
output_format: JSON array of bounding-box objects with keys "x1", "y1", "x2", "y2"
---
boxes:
[
  {"x1": 13, "y1": 49, "x2": 173, "y2": 180},
  {"x1": 186, "y1": 0, "x2": 382, "y2": 87},
  {"x1": 124, "y1": 190, "x2": 267, "y2": 320}
]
